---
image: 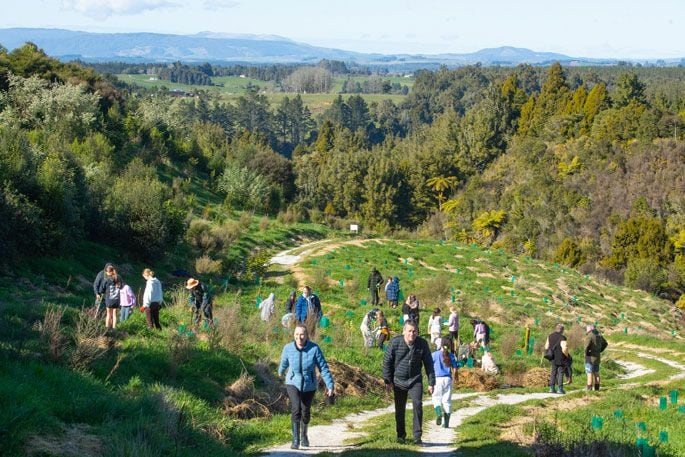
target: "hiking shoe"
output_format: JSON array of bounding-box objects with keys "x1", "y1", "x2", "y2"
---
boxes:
[
  {"x1": 548, "y1": 387, "x2": 556, "y2": 394},
  {"x1": 413, "y1": 438, "x2": 423, "y2": 445},
  {"x1": 558, "y1": 388, "x2": 566, "y2": 394}
]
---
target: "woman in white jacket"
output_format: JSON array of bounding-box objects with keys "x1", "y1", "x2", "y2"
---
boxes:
[
  {"x1": 142, "y1": 268, "x2": 163, "y2": 330},
  {"x1": 427, "y1": 307, "x2": 443, "y2": 347}
]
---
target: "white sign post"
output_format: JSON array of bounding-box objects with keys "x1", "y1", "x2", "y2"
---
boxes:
[{"x1": 350, "y1": 224, "x2": 359, "y2": 234}]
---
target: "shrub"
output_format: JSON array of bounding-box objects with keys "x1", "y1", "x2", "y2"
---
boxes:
[
  {"x1": 195, "y1": 255, "x2": 223, "y2": 275},
  {"x1": 417, "y1": 274, "x2": 452, "y2": 307},
  {"x1": 245, "y1": 250, "x2": 270, "y2": 282},
  {"x1": 624, "y1": 257, "x2": 666, "y2": 293},
  {"x1": 554, "y1": 238, "x2": 585, "y2": 267},
  {"x1": 258, "y1": 216, "x2": 269, "y2": 231},
  {"x1": 498, "y1": 331, "x2": 520, "y2": 360}
]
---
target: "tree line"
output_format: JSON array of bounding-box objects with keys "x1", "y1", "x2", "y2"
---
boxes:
[{"x1": 1, "y1": 43, "x2": 684, "y2": 305}]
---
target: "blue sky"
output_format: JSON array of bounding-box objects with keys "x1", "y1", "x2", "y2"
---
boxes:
[{"x1": 2, "y1": 0, "x2": 683, "y2": 58}]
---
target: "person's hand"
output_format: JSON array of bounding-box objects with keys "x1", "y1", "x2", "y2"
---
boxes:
[
  {"x1": 326, "y1": 389, "x2": 333, "y2": 397},
  {"x1": 384, "y1": 381, "x2": 393, "y2": 392},
  {"x1": 428, "y1": 386, "x2": 434, "y2": 395}
]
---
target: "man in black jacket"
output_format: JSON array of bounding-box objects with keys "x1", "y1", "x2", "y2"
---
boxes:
[
  {"x1": 367, "y1": 267, "x2": 383, "y2": 306},
  {"x1": 545, "y1": 323, "x2": 569, "y2": 394},
  {"x1": 382, "y1": 320, "x2": 435, "y2": 445}
]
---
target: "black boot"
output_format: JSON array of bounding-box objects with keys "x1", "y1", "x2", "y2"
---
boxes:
[
  {"x1": 300, "y1": 421, "x2": 309, "y2": 447},
  {"x1": 594, "y1": 383, "x2": 600, "y2": 391},
  {"x1": 443, "y1": 413, "x2": 451, "y2": 428},
  {"x1": 291, "y1": 420, "x2": 300, "y2": 449}
]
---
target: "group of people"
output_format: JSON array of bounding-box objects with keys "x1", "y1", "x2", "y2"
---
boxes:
[
  {"x1": 544, "y1": 323, "x2": 607, "y2": 394},
  {"x1": 91, "y1": 262, "x2": 215, "y2": 331},
  {"x1": 278, "y1": 318, "x2": 461, "y2": 448}
]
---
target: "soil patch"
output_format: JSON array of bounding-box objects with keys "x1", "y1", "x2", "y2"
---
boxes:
[{"x1": 27, "y1": 424, "x2": 102, "y2": 457}]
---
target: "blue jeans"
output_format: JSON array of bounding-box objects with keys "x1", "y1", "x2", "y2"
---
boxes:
[{"x1": 120, "y1": 306, "x2": 132, "y2": 322}]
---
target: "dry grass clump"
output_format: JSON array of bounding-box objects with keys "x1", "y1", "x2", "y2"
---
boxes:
[
  {"x1": 522, "y1": 368, "x2": 551, "y2": 387},
  {"x1": 194, "y1": 255, "x2": 223, "y2": 275},
  {"x1": 222, "y1": 367, "x2": 289, "y2": 419},
  {"x1": 27, "y1": 423, "x2": 102, "y2": 457},
  {"x1": 324, "y1": 360, "x2": 384, "y2": 397},
  {"x1": 498, "y1": 331, "x2": 521, "y2": 359},
  {"x1": 34, "y1": 304, "x2": 68, "y2": 362},
  {"x1": 69, "y1": 305, "x2": 109, "y2": 370},
  {"x1": 457, "y1": 368, "x2": 500, "y2": 391}
]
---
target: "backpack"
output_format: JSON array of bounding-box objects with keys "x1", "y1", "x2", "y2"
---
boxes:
[{"x1": 598, "y1": 334, "x2": 608, "y2": 352}]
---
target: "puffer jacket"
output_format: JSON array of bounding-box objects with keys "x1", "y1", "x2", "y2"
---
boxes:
[
  {"x1": 385, "y1": 277, "x2": 400, "y2": 301},
  {"x1": 279, "y1": 340, "x2": 334, "y2": 392},
  {"x1": 382, "y1": 335, "x2": 435, "y2": 389}
]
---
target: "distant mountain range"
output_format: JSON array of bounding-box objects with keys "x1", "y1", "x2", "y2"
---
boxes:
[{"x1": 1, "y1": 28, "x2": 682, "y2": 68}]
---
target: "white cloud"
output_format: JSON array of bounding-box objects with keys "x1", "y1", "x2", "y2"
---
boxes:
[
  {"x1": 203, "y1": 0, "x2": 239, "y2": 11},
  {"x1": 60, "y1": 0, "x2": 179, "y2": 19}
]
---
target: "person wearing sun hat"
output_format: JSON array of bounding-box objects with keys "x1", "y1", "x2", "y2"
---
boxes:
[{"x1": 186, "y1": 277, "x2": 213, "y2": 328}]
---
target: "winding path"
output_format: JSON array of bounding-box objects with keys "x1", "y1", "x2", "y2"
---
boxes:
[{"x1": 263, "y1": 241, "x2": 684, "y2": 456}]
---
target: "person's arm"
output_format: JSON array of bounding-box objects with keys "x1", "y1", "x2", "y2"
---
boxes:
[
  {"x1": 561, "y1": 339, "x2": 569, "y2": 357},
  {"x1": 143, "y1": 280, "x2": 151, "y2": 307},
  {"x1": 315, "y1": 346, "x2": 334, "y2": 393},
  {"x1": 544, "y1": 336, "x2": 550, "y2": 350},
  {"x1": 422, "y1": 339, "x2": 436, "y2": 390},
  {"x1": 278, "y1": 346, "x2": 289, "y2": 377},
  {"x1": 382, "y1": 339, "x2": 395, "y2": 385}
]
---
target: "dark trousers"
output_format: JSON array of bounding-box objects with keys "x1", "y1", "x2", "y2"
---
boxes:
[
  {"x1": 370, "y1": 288, "x2": 380, "y2": 306},
  {"x1": 550, "y1": 363, "x2": 565, "y2": 388},
  {"x1": 393, "y1": 382, "x2": 423, "y2": 439},
  {"x1": 145, "y1": 302, "x2": 162, "y2": 329},
  {"x1": 192, "y1": 303, "x2": 213, "y2": 327},
  {"x1": 286, "y1": 385, "x2": 315, "y2": 424},
  {"x1": 449, "y1": 330, "x2": 459, "y2": 342}
]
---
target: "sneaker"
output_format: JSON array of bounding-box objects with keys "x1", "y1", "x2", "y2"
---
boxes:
[
  {"x1": 558, "y1": 388, "x2": 566, "y2": 394},
  {"x1": 413, "y1": 438, "x2": 423, "y2": 445},
  {"x1": 548, "y1": 387, "x2": 556, "y2": 394}
]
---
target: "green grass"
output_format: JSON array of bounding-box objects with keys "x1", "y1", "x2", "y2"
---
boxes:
[
  {"x1": 2, "y1": 234, "x2": 684, "y2": 456},
  {"x1": 114, "y1": 73, "x2": 409, "y2": 113}
]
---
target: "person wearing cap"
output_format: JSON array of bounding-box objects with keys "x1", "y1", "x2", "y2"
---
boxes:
[
  {"x1": 142, "y1": 268, "x2": 163, "y2": 329},
  {"x1": 186, "y1": 277, "x2": 213, "y2": 328},
  {"x1": 584, "y1": 324, "x2": 602, "y2": 391},
  {"x1": 278, "y1": 323, "x2": 334, "y2": 449},
  {"x1": 93, "y1": 262, "x2": 114, "y2": 310}
]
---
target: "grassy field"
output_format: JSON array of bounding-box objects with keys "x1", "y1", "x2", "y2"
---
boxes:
[
  {"x1": 2, "y1": 233, "x2": 683, "y2": 456},
  {"x1": 114, "y1": 73, "x2": 409, "y2": 113}
]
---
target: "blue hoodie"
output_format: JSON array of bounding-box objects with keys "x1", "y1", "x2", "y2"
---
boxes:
[{"x1": 278, "y1": 340, "x2": 334, "y2": 392}]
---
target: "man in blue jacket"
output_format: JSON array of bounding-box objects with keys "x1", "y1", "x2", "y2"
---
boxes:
[
  {"x1": 382, "y1": 320, "x2": 435, "y2": 445},
  {"x1": 295, "y1": 285, "x2": 322, "y2": 334},
  {"x1": 278, "y1": 324, "x2": 334, "y2": 449}
]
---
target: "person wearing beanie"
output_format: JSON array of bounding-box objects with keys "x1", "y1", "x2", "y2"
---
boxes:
[{"x1": 584, "y1": 324, "x2": 606, "y2": 391}]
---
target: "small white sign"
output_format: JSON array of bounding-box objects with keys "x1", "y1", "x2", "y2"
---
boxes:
[{"x1": 350, "y1": 224, "x2": 359, "y2": 233}]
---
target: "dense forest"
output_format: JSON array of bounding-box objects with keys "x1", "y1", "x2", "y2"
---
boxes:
[{"x1": 1, "y1": 42, "x2": 684, "y2": 306}]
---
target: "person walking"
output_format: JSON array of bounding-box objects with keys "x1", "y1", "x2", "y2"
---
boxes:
[
  {"x1": 544, "y1": 323, "x2": 569, "y2": 394},
  {"x1": 427, "y1": 308, "x2": 443, "y2": 347},
  {"x1": 186, "y1": 277, "x2": 213, "y2": 329},
  {"x1": 142, "y1": 268, "x2": 163, "y2": 330},
  {"x1": 295, "y1": 285, "x2": 322, "y2": 336},
  {"x1": 382, "y1": 320, "x2": 435, "y2": 445},
  {"x1": 584, "y1": 324, "x2": 606, "y2": 391},
  {"x1": 367, "y1": 267, "x2": 384, "y2": 306},
  {"x1": 447, "y1": 306, "x2": 459, "y2": 342},
  {"x1": 278, "y1": 324, "x2": 334, "y2": 450},
  {"x1": 119, "y1": 281, "x2": 136, "y2": 323},
  {"x1": 385, "y1": 276, "x2": 400, "y2": 308},
  {"x1": 431, "y1": 336, "x2": 458, "y2": 428}
]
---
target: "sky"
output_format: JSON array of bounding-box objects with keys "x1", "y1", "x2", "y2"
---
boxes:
[{"x1": 1, "y1": 0, "x2": 683, "y2": 59}]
